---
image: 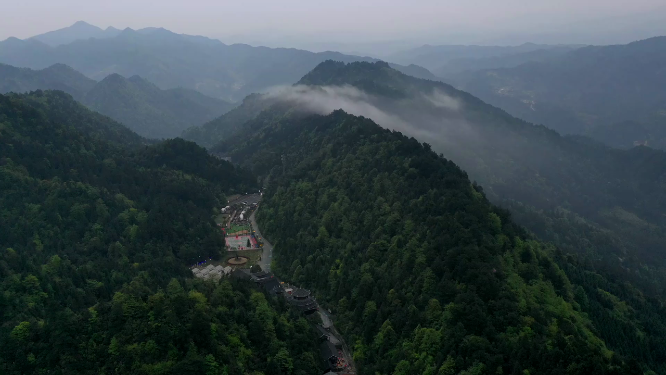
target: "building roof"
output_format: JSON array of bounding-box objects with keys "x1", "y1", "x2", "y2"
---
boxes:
[
  {"x1": 231, "y1": 268, "x2": 252, "y2": 280},
  {"x1": 292, "y1": 288, "x2": 311, "y2": 299},
  {"x1": 252, "y1": 271, "x2": 270, "y2": 279},
  {"x1": 317, "y1": 325, "x2": 330, "y2": 338},
  {"x1": 320, "y1": 341, "x2": 338, "y2": 363}
]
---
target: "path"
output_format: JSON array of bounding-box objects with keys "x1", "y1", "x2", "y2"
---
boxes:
[
  {"x1": 320, "y1": 310, "x2": 357, "y2": 374},
  {"x1": 250, "y1": 209, "x2": 272, "y2": 272},
  {"x1": 250, "y1": 202, "x2": 355, "y2": 373}
]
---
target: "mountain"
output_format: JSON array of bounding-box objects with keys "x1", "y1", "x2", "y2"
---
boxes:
[
  {"x1": 197, "y1": 61, "x2": 666, "y2": 372},
  {"x1": 0, "y1": 25, "x2": 437, "y2": 101},
  {"x1": 29, "y1": 21, "x2": 121, "y2": 46},
  {"x1": 449, "y1": 36, "x2": 666, "y2": 148},
  {"x1": 0, "y1": 90, "x2": 325, "y2": 375},
  {"x1": 434, "y1": 46, "x2": 578, "y2": 77},
  {"x1": 80, "y1": 73, "x2": 235, "y2": 138},
  {"x1": 0, "y1": 63, "x2": 96, "y2": 98},
  {"x1": 211, "y1": 105, "x2": 647, "y2": 374},
  {"x1": 0, "y1": 63, "x2": 234, "y2": 139},
  {"x1": 182, "y1": 93, "x2": 273, "y2": 148},
  {"x1": 388, "y1": 43, "x2": 582, "y2": 73}
]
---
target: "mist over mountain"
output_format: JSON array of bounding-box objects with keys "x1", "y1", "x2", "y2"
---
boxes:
[
  {"x1": 0, "y1": 25, "x2": 437, "y2": 102},
  {"x1": 448, "y1": 36, "x2": 666, "y2": 148},
  {"x1": 4, "y1": 9, "x2": 666, "y2": 375},
  {"x1": 200, "y1": 62, "x2": 666, "y2": 375},
  {"x1": 197, "y1": 61, "x2": 666, "y2": 279}
]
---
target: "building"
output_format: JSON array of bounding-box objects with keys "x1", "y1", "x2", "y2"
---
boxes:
[
  {"x1": 288, "y1": 288, "x2": 318, "y2": 315},
  {"x1": 316, "y1": 325, "x2": 331, "y2": 341},
  {"x1": 320, "y1": 341, "x2": 339, "y2": 371}
]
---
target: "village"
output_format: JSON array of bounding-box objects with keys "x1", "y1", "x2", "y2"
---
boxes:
[{"x1": 189, "y1": 193, "x2": 356, "y2": 374}]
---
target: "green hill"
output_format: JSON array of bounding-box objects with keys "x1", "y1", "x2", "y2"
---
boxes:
[
  {"x1": 0, "y1": 63, "x2": 95, "y2": 99},
  {"x1": 207, "y1": 60, "x2": 666, "y2": 373},
  {"x1": 213, "y1": 106, "x2": 651, "y2": 374},
  {"x1": 182, "y1": 93, "x2": 275, "y2": 148},
  {"x1": 0, "y1": 90, "x2": 326, "y2": 375},
  {"x1": 0, "y1": 63, "x2": 235, "y2": 139},
  {"x1": 81, "y1": 74, "x2": 235, "y2": 139}
]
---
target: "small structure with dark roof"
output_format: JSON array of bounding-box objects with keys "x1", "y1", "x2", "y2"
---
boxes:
[
  {"x1": 231, "y1": 268, "x2": 252, "y2": 280},
  {"x1": 292, "y1": 288, "x2": 311, "y2": 300},
  {"x1": 320, "y1": 341, "x2": 339, "y2": 370},
  {"x1": 316, "y1": 325, "x2": 331, "y2": 341}
]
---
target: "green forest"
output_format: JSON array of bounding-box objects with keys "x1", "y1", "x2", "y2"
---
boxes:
[
  {"x1": 215, "y1": 107, "x2": 652, "y2": 374},
  {"x1": 0, "y1": 90, "x2": 322, "y2": 375},
  {"x1": 4, "y1": 59, "x2": 666, "y2": 375}
]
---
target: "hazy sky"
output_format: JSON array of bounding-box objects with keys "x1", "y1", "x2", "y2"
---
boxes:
[{"x1": 2, "y1": 0, "x2": 665, "y2": 49}]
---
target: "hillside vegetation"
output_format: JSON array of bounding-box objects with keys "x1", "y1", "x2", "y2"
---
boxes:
[
  {"x1": 0, "y1": 91, "x2": 324, "y2": 375},
  {"x1": 207, "y1": 60, "x2": 666, "y2": 373},
  {"x1": 214, "y1": 108, "x2": 649, "y2": 374},
  {"x1": 0, "y1": 63, "x2": 234, "y2": 139}
]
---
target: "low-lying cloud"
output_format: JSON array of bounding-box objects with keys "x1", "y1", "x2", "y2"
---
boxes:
[
  {"x1": 263, "y1": 84, "x2": 467, "y2": 143},
  {"x1": 265, "y1": 84, "x2": 411, "y2": 131}
]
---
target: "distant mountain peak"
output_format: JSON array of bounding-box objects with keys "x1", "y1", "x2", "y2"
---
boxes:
[
  {"x1": 99, "y1": 73, "x2": 128, "y2": 85},
  {"x1": 29, "y1": 21, "x2": 121, "y2": 46},
  {"x1": 71, "y1": 21, "x2": 96, "y2": 28}
]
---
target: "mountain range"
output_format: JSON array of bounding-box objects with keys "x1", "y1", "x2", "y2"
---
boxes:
[
  {"x1": 388, "y1": 43, "x2": 583, "y2": 77},
  {"x1": 3, "y1": 20, "x2": 666, "y2": 374},
  {"x1": 0, "y1": 63, "x2": 234, "y2": 138},
  {"x1": 448, "y1": 36, "x2": 666, "y2": 149},
  {"x1": 0, "y1": 22, "x2": 438, "y2": 102},
  {"x1": 182, "y1": 60, "x2": 666, "y2": 374},
  {"x1": 196, "y1": 61, "x2": 666, "y2": 279},
  {"x1": 29, "y1": 21, "x2": 122, "y2": 46},
  {"x1": 182, "y1": 61, "x2": 666, "y2": 373}
]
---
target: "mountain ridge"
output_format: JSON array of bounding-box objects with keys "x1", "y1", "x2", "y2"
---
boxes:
[
  {"x1": 0, "y1": 62, "x2": 235, "y2": 138},
  {"x1": 448, "y1": 35, "x2": 666, "y2": 148},
  {"x1": 1, "y1": 24, "x2": 439, "y2": 101}
]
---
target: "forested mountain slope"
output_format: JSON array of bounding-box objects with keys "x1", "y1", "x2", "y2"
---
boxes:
[
  {"x1": 210, "y1": 61, "x2": 666, "y2": 286},
  {"x1": 0, "y1": 63, "x2": 234, "y2": 139},
  {"x1": 214, "y1": 108, "x2": 647, "y2": 374},
  {"x1": 449, "y1": 36, "x2": 666, "y2": 148},
  {"x1": 208, "y1": 61, "x2": 666, "y2": 373},
  {"x1": 182, "y1": 93, "x2": 276, "y2": 147},
  {"x1": 0, "y1": 63, "x2": 96, "y2": 98},
  {"x1": 0, "y1": 26, "x2": 436, "y2": 101},
  {"x1": 290, "y1": 61, "x2": 666, "y2": 286},
  {"x1": 81, "y1": 74, "x2": 235, "y2": 139},
  {"x1": 0, "y1": 91, "x2": 322, "y2": 375}
]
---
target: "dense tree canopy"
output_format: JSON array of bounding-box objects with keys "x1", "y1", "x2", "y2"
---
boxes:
[
  {"x1": 217, "y1": 108, "x2": 648, "y2": 374},
  {"x1": 0, "y1": 91, "x2": 321, "y2": 375}
]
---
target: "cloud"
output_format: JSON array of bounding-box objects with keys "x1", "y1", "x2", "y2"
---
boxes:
[
  {"x1": 261, "y1": 83, "x2": 477, "y2": 155},
  {"x1": 423, "y1": 89, "x2": 461, "y2": 111},
  {"x1": 264, "y1": 84, "x2": 412, "y2": 131}
]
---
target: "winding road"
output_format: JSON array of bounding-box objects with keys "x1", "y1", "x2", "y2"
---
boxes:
[
  {"x1": 249, "y1": 200, "x2": 355, "y2": 373},
  {"x1": 249, "y1": 209, "x2": 272, "y2": 272}
]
